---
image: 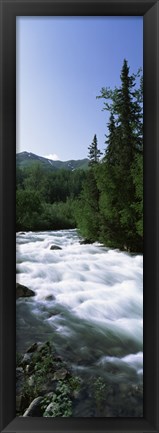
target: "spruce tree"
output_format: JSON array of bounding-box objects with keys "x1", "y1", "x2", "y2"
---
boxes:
[
  {"x1": 97, "y1": 59, "x2": 143, "y2": 251},
  {"x1": 88, "y1": 134, "x2": 102, "y2": 166},
  {"x1": 76, "y1": 135, "x2": 102, "y2": 241},
  {"x1": 76, "y1": 169, "x2": 100, "y2": 241}
]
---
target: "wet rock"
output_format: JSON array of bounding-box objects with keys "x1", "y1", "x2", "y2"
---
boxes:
[
  {"x1": 23, "y1": 396, "x2": 43, "y2": 417},
  {"x1": 36, "y1": 341, "x2": 51, "y2": 354},
  {"x1": 53, "y1": 367, "x2": 68, "y2": 381},
  {"x1": 45, "y1": 294, "x2": 55, "y2": 301},
  {"x1": 80, "y1": 239, "x2": 91, "y2": 245},
  {"x1": 21, "y1": 353, "x2": 32, "y2": 366},
  {"x1": 43, "y1": 402, "x2": 55, "y2": 417},
  {"x1": 16, "y1": 283, "x2": 35, "y2": 299},
  {"x1": 50, "y1": 245, "x2": 62, "y2": 250},
  {"x1": 25, "y1": 341, "x2": 52, "y2": 362},
  {"x1": 26, "y1": 342, "x2": 38, "y2": 353},
  {"x1": 25, "y1": 363, "x2": 34, "y2": 375},
  {"x1": 43, "y1": 401, "x2": 55, "y2": 417},
  {"x1": 28, "y1": 375, "x2": 35, "y2": 387}
]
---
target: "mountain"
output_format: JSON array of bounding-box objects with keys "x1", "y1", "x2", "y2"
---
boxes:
[{"x1": 16, "y1": 151, "x2": 89, "y2": 171}]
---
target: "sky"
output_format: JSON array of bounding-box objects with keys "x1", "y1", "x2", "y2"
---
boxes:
[{"x1": 16, "y1": 16, "x2": 143, "y2": 161}]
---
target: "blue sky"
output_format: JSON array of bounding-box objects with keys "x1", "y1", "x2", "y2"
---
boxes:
[{"x1": 16, "y1": 16, "x2": 143, "y2": 161}]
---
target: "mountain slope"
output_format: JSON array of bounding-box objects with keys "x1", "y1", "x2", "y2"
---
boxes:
[{"x1": 16, "y1": 151, "x2": 89, "y2": 171}]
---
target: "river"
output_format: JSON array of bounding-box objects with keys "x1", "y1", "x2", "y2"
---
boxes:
[{"x1": 16, "y1": 228, "x2": 143, "y2": 416}]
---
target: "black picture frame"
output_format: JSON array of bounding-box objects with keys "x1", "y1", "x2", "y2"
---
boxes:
[{"x1": 0, "y1": 0, "x2": 159, "y2": 432}]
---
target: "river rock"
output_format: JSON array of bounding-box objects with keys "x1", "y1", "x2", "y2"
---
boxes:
[
  {"x1": 43, "y1": 401, "x2": 55, "y2": 417},
  {"x1": 80, "y1": 239, "x2": 91, "y2": 245},
  {"x1": 36, "y1": 341, "x2": 51, "y2": 354},
  {"x1": 45, "y1": 294, "x2": 55, "y2": 301},
  {"x1": 21, "y1": 353, "x2": 32, "y2": 366},
  {"x1": 50, "y1": 245, "x2": 62, "y2": 250},
  {"x1": 26, "y1": 342, "x2": 38, "y2": 353},
  {"x1": 23, "y1": 396, "x2": 43, "y2": 417},
  {"x1": 26, "y1": 341, "x2": 51, "y2": 357},
  {"x1": 28, "y1": 375, "x2": 35, "y2": 387},
  {"x1": 16, "y1": 283, "x2": 35, "y2": 299},
  {"x1": 25, "y1": 363, "x2": 34, "y2": 375},
  {"x1": 52, "y1": 367, "x2": 68, "y2": 381}
]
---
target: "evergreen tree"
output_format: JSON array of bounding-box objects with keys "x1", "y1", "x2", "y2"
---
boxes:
[
  {"x1": 97, "y1": 59, "x2": 143, "y2": 251},
  {"x1": 88, "y1": 134, "x2": 102, "y2": 166},
  {"x1": 76, "y1": 169, "x2": 100, "y2": 241},
  {"x1": 76, "y1": 136, "x2": 102, "y2": 241}
]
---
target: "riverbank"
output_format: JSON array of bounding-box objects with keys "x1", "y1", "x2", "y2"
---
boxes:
[{"x1": 16, "y1": 340, "x2": 143, "y2": 417}]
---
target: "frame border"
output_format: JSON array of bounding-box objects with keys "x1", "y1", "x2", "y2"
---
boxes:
[{"x1": 0, "y1": 0, "x2": 159, "y2": 432}]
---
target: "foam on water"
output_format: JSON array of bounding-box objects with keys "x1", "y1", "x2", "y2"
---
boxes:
[{"x1": 16, "y1": 229, "x2": 143, "y2": 385}]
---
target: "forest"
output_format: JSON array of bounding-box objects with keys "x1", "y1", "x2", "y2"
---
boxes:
[{"x1": 16, "y1": 59, "x2": 143, "y2": 253}]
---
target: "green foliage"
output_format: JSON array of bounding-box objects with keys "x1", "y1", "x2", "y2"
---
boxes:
[
  {"x1": 75, "y1": 168, "x2": 100, "y2": 241},
  {"x1": 88, "y1": 376, "x2": 112, "y2": 416},
  {"x1": 76, "y1": 60, "x2": 143, "y2": 251},
  {"x1": 93, "y1": 377, "x2": 107, "y2": 405},
  {"x1": 40, "y1": 199, "x2": 76, "y2": 231},
  {"x1": 42, "y1": 382, "x2": 72, "y2": 417},
  {"x1": 68, "y1": 376, "x2": 81, "y2": 392},
  {"x1": 98, "y1": 59, "x2": 143, "y2": 251},
  {"x1": 17, "y1": 341, "x2": 82, "y2": 417},
  {"x1": 42, "y1": 377, "x2": 81, "y2": 417},
  {"x1": 88, "y1": 134, "x2": 102, "y2": 166},
  {"x1": 22, "y1": 347, "x2": 55, "y2": 404},
  {"x1": 16, "y1": 189, "x2": 43, "y2": 231},
  {"x1": 16, "y1": 167, "x2": 86, "y2": 231},
  {"x1": 43, "y1": 376, "x2": 81, "y2": 417},
  {"x1": 131, "y1": 153, "x2": 143, "y2": 238}
]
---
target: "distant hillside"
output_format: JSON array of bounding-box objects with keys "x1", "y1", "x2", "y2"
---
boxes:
[{"x1": 16, "y1": 151, "x2": 89, "y2": 171}]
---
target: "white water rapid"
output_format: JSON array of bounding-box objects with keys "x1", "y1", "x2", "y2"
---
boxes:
[{"x1": 16, "y1": 229, "x2": 143, "y2": 394}]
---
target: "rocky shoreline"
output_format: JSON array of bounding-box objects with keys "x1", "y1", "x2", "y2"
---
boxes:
[
  {"x1": 16, "y1": 285, "x2": 143, "y2": 417},
  {"x1": 16, "y1": 340, "x2": 84, "y2": 417},
  {"x1": 16, "y1": 339, "x2": 143, "y2": 417}
]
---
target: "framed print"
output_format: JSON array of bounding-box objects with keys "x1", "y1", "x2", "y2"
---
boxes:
[{"x1": 0, "y1": 0, "x2": 159, "y2": 432}]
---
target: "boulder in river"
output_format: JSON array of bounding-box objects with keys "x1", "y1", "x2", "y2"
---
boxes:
[
  {"x1": 23, "y1": 396, "x2": 43, "y2": 417},
  {"x1": 80, "y1": 239, "x2": 92, "y2": 245},
  {"x1": 50, "y1": 245, "x2": 62, "y2": 250},
  {"x1": 45, "y1": 294, "x2": 55, "y2": 301},
  {"x1": 16, "y1": 283, "x2": 35, "y2": 299}
]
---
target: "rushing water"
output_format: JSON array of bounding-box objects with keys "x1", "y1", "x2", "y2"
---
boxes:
[{"x1": 16, "y1": 229, "x2": 143, "y2": 416}]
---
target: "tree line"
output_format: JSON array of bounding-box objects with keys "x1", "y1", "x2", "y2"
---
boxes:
[
  {"x1": 75, "y1": 59, "x2": 143, "y2": 252},
  {"x1": 16, "y1": 166, "x2": 86, "y2": 231},
  {"x1": 16, "y1": 59, "x2": 143, "y2": 252}
]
